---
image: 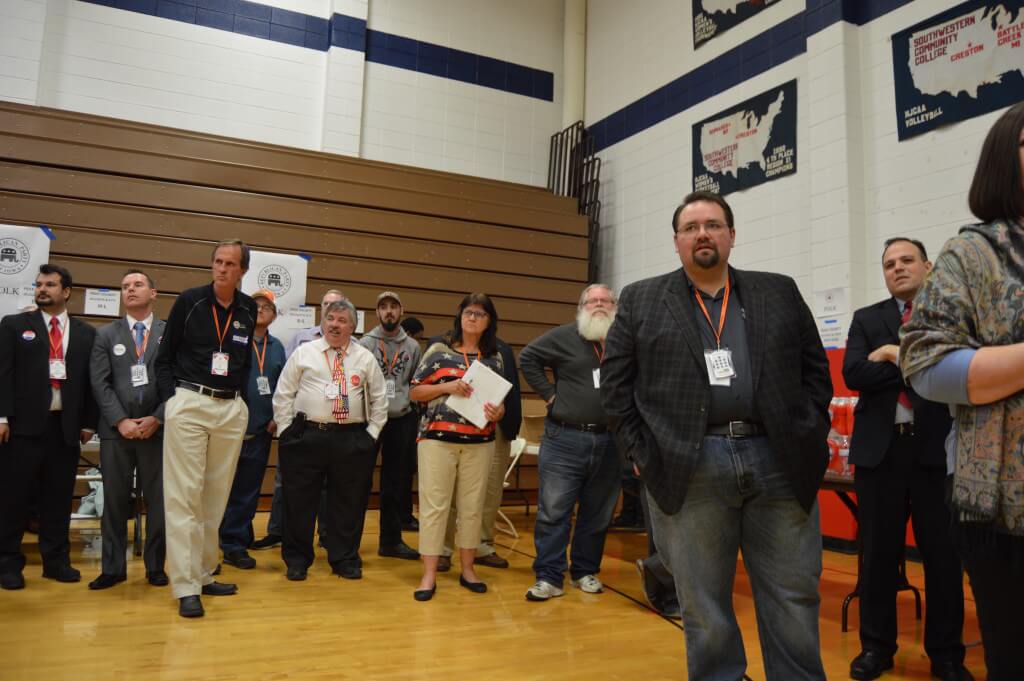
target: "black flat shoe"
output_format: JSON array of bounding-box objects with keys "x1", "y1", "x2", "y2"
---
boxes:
[
  {"x1": 413, "y1": 585, "x2": 436, "y2": 601},
  {"x1": 42, "y1": 564, "x2": 81, "y2": 583},
  {"x1": 930, "y1": 660, "x2": 974, "y2": 681},
  {"x1": 850, "y1": 650, "x2": 894, "y2": 680},
  {"x1": 178, "y1": 595, "x2": 204, "y2": 618},
  {"x1": 0, "y1": 573, "x2": 25, "y2": 590},
  {"x1": 459, "y1": 575, "x2": 487, "y2": 593},
  {"x1": 333, "y1": 564, "x2": 362, "y2": 580},
  {"x1": 250, "y1": 534, "x2": 281, "y2": 550},
  {"x1": 201, "y1": 581, "x2": 238, "y2": 596},
  {"x1": 223, "y1": 550, "x2": 256, "y2": 570},
  {"x1": 378, "y1": 543, "x2": 420, "y2": 560},
  {"x1": 286, "y1": 566, "x2": 307, "y2": 581},
  {"x1": 146, "y1": 570, "x2": 169, "y2": 586},
  {"x1": 88, "y1": 573, "x2": 126, "y2": 590}
]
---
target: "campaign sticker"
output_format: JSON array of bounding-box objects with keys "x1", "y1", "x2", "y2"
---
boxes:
[
  {"x1": 350, "y1": 374, "x2": 360, "y2": 387},
  {"x1": 21, "y1": 330, "x2": 36, "y2": 341},
  {"x1": 113, "y1": 343, "x2": 127, "y2": 356}
]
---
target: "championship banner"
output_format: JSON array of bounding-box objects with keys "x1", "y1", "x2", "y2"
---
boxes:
[
  {"x1": 892, "y1": 0, "x2": 1024, "y2": 141},
  {"x1": 0, "y1": 224, "x2": 53, "y2": 320},
  {"x1": 241, "y1": 250, "x2": 309, "y2": 348},
  {"x1": 692, "y1": 79, "x2": 797, "y2": 196},
  {"x1": 693, "y1": 0, "x2": 782, "y2": 48}
]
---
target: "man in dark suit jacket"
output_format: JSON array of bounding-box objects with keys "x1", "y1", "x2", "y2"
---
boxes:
[
  {"x1": 843, "y1": 238, "x2": 969, "y2": 681},
  {"x1": 0, "y1": 264, "x2": 98, "y2": 590},
  {"x1": 602, "y1": 191, "x2": 832, "y2": 681},
  {"x1": 88, "y1": 269, "x2": 168, "y2": 590}
]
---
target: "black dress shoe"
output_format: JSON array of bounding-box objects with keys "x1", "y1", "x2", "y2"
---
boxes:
[
  {"x1": 201, "y1": 581, "x2": 238, "y2": 596},
  {"x1": 459, "y1": 575, "x2": 487, "y2": 593},
  {"x1": 0, "y1": 573, "x2": 25, "y2": 590},
  {"x1": 223, "y1": 550, "x2": 256, "y2": 570},
  {"x1": 212, "y1": 563, "x2": 221, "y2": 576},
  {"x1": 850, "y1": 650, "x2": 894, "y2": 680},
  {"x1": 437, "y1": 555, "x2": 452, "y2": 572},
  {"x1": 178, "y1": 595, "x2": 204, "y2": 618},
  {"x1": 146, "y1": 571, "x2": 169, "y2": 586},
  {"x1": 250, "y1": 534, "x2": 281, "y2": 550},
  {"x1": 930, "y1": 660, "x2": 974, "y2": 681},
  {"x1": 286, "y1": 566, "x2": 307, "y2": 581},
  {"x1": 333, "y1": 564, "x2": 362, "y2": 580},
  {"x1": 401, "y1": 518, "x2": 420, "y2": 532},
  {"x1": 378, "y1": 543, "x2": 420, "y2": 560},
  {"x1": 88, "y1": 573, "x2": 126, "y2": 590},
  {"x1": 42, "y1": 564, "x2": 81, "y2": 583},
  {"x1": 413, "y1": 585, "x2": 436, "y2": 601},
  {"x1": 474, "y1": 553, "x2": 509, "y2": 568}
]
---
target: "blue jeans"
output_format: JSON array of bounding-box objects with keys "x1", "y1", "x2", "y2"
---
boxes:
[
  {"x1": 532, "y1": 420, "x2": 620, "y2": 588},
  {"x1": 219, "y1": 431, "x2": 273, "y2": 554},
  {"x1": 646, "y1": 435, "x2": 825, "y2": 681}
]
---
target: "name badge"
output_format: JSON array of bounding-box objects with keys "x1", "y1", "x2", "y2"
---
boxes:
[
  {"x1": 49, "y1": 359, "x2": 67, "y2": 381},
  {"x1": 385, "y1": 378, "x2": 396, "y2": 399},
  {"x1": 592, "y1": 368, "x2": 601, "y2": 389},
  {"x1": 256, "y1": 375, "x2": 271, "y2": 395},
  {"x1": 705, "y1": 349, "x2": 735, "y2": 386},
  {"x1": 211, "y1": 352, "x2": 230, "y2": 376},
  {"x1": 325, "y1": 383, "x2": 340, "y2": 400},
  {"x1": 231, "y1": 334, "x2": 249, "y2": 345},
  {"x1": 131, "y1": 364, "x2": 149, "y2": 387}
]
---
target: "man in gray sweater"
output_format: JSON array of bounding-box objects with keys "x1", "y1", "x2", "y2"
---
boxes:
[
  {"x1": 520, "y1": 283, "x2": 620, "y2": 601},
  {"x1": 358, "y1": 291, "x2": 421, "y2": 560}
]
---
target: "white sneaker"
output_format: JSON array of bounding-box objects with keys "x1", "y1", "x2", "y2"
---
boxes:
[
  {"x1": 571, "y1": 574, "x2": 604, "y2": 593},
  {"x1": 525, "y1": 580, "x2": 565, "y2": 601}
]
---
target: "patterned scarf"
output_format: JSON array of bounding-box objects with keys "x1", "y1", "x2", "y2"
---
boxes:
[{"x1": 900, "y1": 219, "x2": 1024, "y2": 535}]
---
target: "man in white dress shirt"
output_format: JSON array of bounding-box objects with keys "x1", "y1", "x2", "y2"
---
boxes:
[{"x1": 272, "y1": 299, "x2": 387, "y2": 581}]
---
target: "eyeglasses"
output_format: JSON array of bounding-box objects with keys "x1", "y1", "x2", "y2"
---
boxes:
[
  {"x1": 256, "y1": 304, "x2": 275, "y2": 313},
  {"x1": 583, "y1": 297, "x2": 615, "y2": 307},
  {"x1": 677, "y1": 221, "x2": 728, "y2": 236},
  {"x1": 462, "y1": 309, "x2": 489, "y2": 320}
]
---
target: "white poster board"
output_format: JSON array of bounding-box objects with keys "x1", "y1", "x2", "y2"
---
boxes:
[
  {"x1": 84, "y1": 288, "x2": 121, "y2": 317},
  {"x1": 0, "y1": 224, "x2": 53, "y2": 320},
  {"x1": 242, "y1": 251, "x2": 309, "y2": 348}
]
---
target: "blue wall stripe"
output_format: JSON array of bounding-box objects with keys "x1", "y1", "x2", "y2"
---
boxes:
[
  {"x1": 75, "y1": 0, "x2": 554, "y2": 102},
  {"x1": 587, "y1": 0, "x2": 916, "y2": 152}
]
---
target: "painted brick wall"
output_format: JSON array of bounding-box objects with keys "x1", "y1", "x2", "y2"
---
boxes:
[{"x1": 0, "y1": 0, "x2": 48, "y2": 104}]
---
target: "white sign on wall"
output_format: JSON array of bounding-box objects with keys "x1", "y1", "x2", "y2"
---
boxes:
[
  {"x1": 84, "y1": 288, "x2": 121, "y2": 317},
  {"x1": 0, "y1": 224, "x2": 53, "y2": 321},
  {"x1": 242, "y1": 250, "x2": 309, "y2": 348}
]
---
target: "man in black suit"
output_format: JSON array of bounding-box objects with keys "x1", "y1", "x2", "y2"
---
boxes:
[
  {"x1": 602, "y1": 191, "x2": 832, "y2": 681},
  {"x1": 0, "y1": 264, "x2": 98, "y2": 590},
  {"x1": 88, "y1": 269, "x2": 168, "y2": 590},
  {"x1": 843, "y1": 238, "x2": 970, "y2": 681}
]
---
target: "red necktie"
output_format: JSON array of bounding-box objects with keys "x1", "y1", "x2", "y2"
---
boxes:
[
  {"x1": 897, "y1": 301, "x2": 912, "y2": 409},
  {"x1": 49, "y1": 317, "x2": 63, "y2": 391}
]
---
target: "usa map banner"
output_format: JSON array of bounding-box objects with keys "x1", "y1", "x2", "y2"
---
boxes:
[
  {"x1": 692, "y1": 79, "x2": 797, "y2": 197},
  {"x1": 693, "y1": 0, "x2": 782, "y2": 48},
  {"x1": 892, "y1": 0, "x2": 1024, "y2": 141}
]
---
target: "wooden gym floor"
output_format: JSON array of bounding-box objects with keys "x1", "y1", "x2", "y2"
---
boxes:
[{"x1": 0, "y1": 509, "x2": 984, "y2": 681}]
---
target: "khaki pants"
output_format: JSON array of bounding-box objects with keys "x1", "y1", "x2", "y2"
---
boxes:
[
  {"x1": 417, "y1": 438, "x2": 493, "y2": 556},
  {"x1": 444, "y1": 429, "x2": 509, "y2": 557},
  {"x1": 163, "y1": 388, "x2": 247, "y2": 599}
]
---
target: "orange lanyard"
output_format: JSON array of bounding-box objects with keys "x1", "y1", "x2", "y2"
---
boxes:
[
  {"x1": 693, "y1": 278, "x2": 730, "y2": 349},
  {"x1": 379, "y1": 339, "x2": 400, "y2": 376},
  {"x1": 211, "y1": 305, "x2": 233, "y2": 351},
  {"x1": 252, "y1": 336, "x2": 268, "y2": 376},
  {"x1": 592, "y1": 341, "x2": 605, "y2": 363},
  {"x1": 461, "y1": 349, "x2": 477, "y2": 372},
  {"x1": 134, "y1": 329, "x2": 149, "y2": 361}
]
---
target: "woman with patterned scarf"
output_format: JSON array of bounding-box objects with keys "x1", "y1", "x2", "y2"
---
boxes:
[{"x1": 900, "y1": 102, "x2": 1024, "y2": 681}]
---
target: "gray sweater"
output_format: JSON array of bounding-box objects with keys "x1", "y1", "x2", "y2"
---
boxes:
[
  {"x1": 358, "y1": 325, "x2": 422, "y2": 417},
  {"x1": 519, "y1": 322, "x2": 608, "y2": 426}
]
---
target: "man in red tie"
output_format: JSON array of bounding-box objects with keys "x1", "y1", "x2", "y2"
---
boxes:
[
  {"x1": 0, "y1": 264, "x2": 98, "y2": 590},
  {"x1": 843, "y1": 238, "x2": 971, "y2": 681}
]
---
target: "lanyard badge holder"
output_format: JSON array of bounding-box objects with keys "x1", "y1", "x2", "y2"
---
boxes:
[
  {"x1": 131, "y1": 328, "x2": 150, "y2": 387},
  {"x1": 211, "y1": 305, "x2": 232, "y2": 377},
  {"x1": 253, "y1": 337, "x2": 272, "y2": 395},
  {"x1": 380, "y1": 339, "x2": 399, "y2": 399},
  {"x1": 695, "y1": 280, "x2": 737, "y2": 386}
]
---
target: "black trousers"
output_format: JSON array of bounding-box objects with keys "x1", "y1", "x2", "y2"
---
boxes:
[
  {"x1": 99, "y1": 435, "x2": 165, "y2": 575},
  {"x1": 853, "y1": 431, "x2": 965, "y2": 662},
  {"x1": 639, "y1": 483, "x2": 678, "y2": 611},
  {"x1": 959, "y1": 531, "x2": 1024, "y2": 681},
  {"x1": 0, "y1": 413, "x2": 79, "y2": 574},
  {"x1": 279, "y1": 424, "x2": 377, "y2": 570},
  {"x1": 377, "y1": 411, "x2": 417, "y2": 545}
]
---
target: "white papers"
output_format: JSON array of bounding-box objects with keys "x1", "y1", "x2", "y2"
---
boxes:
[
  {"x1": 447, "y1": 360, "x2": 513, "y2": 429},
  {"x1": 84, "y1": 288, "x2": 120, "y2": 317},
  {"x1": 356, "y1": 310, "x2": 365, "y2": 334},
  {"x1": 817, "y1": 317, "x2": 848, "y2": 350},
  {"x1": 813, "y1": 287, "x2": 849, "y2": 318}
]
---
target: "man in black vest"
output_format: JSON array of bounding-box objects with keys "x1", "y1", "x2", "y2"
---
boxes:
[
  {"x1": 843, "y1": 238, "x2": 969, "y2": 681},
  {"x1": 0, "y1": 264, "x2": 98, "y2": 590}
]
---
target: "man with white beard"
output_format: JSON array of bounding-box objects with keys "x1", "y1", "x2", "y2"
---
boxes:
[{"x1": 519, "y1": 284, "x2": 621, "y2": 601}]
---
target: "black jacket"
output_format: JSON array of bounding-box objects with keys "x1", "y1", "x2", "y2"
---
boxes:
[
  {"x1": 601, "y1": 267, "x2": 832, "y2": 515},
  {"x1": 843, "y1": 298, "x2": 951, "y2": 468}
]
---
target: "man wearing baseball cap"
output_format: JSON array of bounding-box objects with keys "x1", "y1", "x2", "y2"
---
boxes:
[
  {"x1": 219, "y1": 288, "x2": 286, "y2": 570},
  {"x1": 359, "y1": 291, "x2": 422, "y2": 560}
]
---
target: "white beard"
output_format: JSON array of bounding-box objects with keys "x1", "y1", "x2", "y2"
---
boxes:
[{"x1": 576, "y1": 308, "x2": 615, "y2": 341}]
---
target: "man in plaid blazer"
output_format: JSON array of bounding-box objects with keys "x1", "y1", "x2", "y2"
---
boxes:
[{"x1": 601, "y1": 191, "x2": 832, "y2": 681}]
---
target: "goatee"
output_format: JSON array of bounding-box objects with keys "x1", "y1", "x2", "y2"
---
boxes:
[{"x1": 381, "y1": 320, "x2": 399, "y2": 332}]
